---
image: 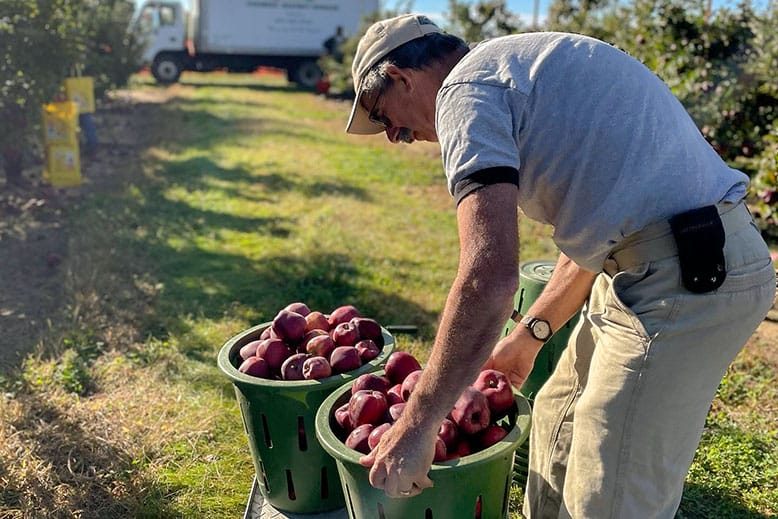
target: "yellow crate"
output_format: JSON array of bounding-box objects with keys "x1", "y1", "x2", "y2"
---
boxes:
[
  {"x1": 42, "y1": 102, "x2": 78, "y2": 145},
  {"x1": 64, "y1": 76, "x2": 95, "y2": 114},
  {"x1": 44, "y1": 143, "x2": 82, "y2": 188}
]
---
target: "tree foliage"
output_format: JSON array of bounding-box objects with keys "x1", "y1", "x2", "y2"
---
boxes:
[
  {"x1": 446, "y1": 0, "x2": 524, "y2": 42},
  {"x1": 0, "y1": 0, "x2": 142, "y2": 184}
]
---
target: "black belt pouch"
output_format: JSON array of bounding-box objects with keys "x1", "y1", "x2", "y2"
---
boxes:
[{"x1": 669, "y1": 205, "x2": 727, "y2": 293}]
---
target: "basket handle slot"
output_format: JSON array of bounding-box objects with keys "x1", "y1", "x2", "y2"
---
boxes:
[
  {"x1": 321, "y1": 467, "x2": 329, "y2": 499},
  {"x1": 258, "y1": 460, "x2": 270, "y2": 493},
  {"x1": 425, "y1": 508, "x2": 433, "y2": 518},
  {"x1": 475, "y1": 495, "x2": 483, "y2": 518},
  {"x1": 261, "y1": 414, "x2": 273, "y2": 448},
  {"x1": 298, "y1": 416, "x2": 308, "y2": 451},
  {"x1": 377, "y1": 502, "x2": 385, "y2": 519},
  {"x1": 286, "y1": 469, "x2": 296, "y2": 501}
]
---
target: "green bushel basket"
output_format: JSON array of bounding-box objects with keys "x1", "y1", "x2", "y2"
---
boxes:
[
  {"x1": 315, "y1": 372, "x2": 532, "y2": 519},
  {"x1": 218, "y1": 322, "x2": 395, "y2": 514},
  {"x1": 505, "y1": 260, "x2": 581, "y2": 490}
]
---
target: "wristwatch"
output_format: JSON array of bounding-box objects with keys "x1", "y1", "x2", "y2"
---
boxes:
[{"x1": 520, "y1": 315, "x2": 553, "y2": 342}]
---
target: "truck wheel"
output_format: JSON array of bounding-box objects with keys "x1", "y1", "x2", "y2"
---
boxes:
[
  {"x1": 152, "y1": 53, "x2": 183, "y2": 84},
  {"x1": 290, "y1": 61, "x2": 323, "y2": 90}
]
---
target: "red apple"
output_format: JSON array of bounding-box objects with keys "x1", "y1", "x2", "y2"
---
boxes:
[
  {"x1": 284, "y1": 302, "x2": 311, "y2": 317},
  {"x1": 303, "y1": 328, "x2": 328, "y2": 344},
  {"x1": 238, "y1": 356, "x2": 269, "y2": 378},
  {"x1": 330, "y1": 346, "x2": 361, "y2": 373},
  {"x1": 256, "y1": 338, "x2": 292, "y2": 373},
  {"x1": 454, "y1": 438, "x2": 472, "y2": 458},
  {"x1": 355, "y1": 339, "x2": 380, "y2": 362},
  {"x1": 260, "y1": 327, "x2": 273, "y2": 340},
  {"x1": 384, "y1": 351, "x2": 422, "y2": 385},
  {"x1": 271, "y1": 310, "x2": 307, "y2": 342},
  {"x1": 350, "y1": 317, "x2": 384, "y2": 346},
  {"x1": 239, "y1": 340, "x2": 263, "y2": 360},
  {"x1": 477, "y1": 424, "x2": 508, "y2": 449},
  {"x1": 446, "y1": 438, "x2": 473, "y2": 461},
  {"x1": 438, "y1": 418, "x2": 458, "y2": 450},
  {"x1": 451, "y1": 387, "x2": 491, "y2": 435},
  {"x1": 335, "y1": 403, "x2": 352, "y2": 433},
  {"x1": 388, "y1": 402, "x2": 406, "y2": 422},
  {"x1": 474, "y1": 369, "x2": 515, "y2": 416},
  {"x1": 348, "y1": 390, "x2": 388, "y2": 427},
  {"x1": 351, "y1": 373, "x2": 391, "y2": 395},
  {"x1": 346, "y1": 424, "x2": 374, "y2": 454},
  {"x1": 332, "y1": 322, "x2": 360, "y2": 346},
  {"x1": 401, "y1": 369, "x2": 423, "y2": 401},
  {"x1": 303, "y1": 356, "x2": 332, "y2": 380},
  {"x1": 305, "y1": 311, "x2": 330, "y2": 332},
  {"x1": 281, "y1": 353, "x2": 310, "y2": 380},
  {"x1": 328, "y1": 305, "x2": 361, "y2": 327},
  {"x1": 433, "y1": 437, "x2": 447, "y2": 462},
  {"x1": 305, "y1": 334, "x2": 336, "y2": 358},
  {"x1": 386, "y1": 384, "x2": 404, "y2": 405},
  {"x1": 368, "y1": 422, "x2": 392, "y2": 450}
]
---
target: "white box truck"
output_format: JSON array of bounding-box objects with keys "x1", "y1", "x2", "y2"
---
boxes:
[{"x1": 133, "y1": 0, "x2": 378, "y2": 87}]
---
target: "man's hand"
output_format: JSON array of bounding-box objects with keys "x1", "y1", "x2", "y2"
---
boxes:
[
  {"x1": 482, "y1": 329, "x2": 543, "y2": 389},
  {"x1": 358, "y1": 419, "x2": 436, "y2": 498}
]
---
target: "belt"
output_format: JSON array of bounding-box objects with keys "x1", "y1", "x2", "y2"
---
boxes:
[{"x1": 603, "y1": 201, "x2": 753, "y2": 275}]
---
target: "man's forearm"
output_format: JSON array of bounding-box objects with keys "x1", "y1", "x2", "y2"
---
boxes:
[{"x1": 396, "y1": 272, "x2": 517, "y2": 433}]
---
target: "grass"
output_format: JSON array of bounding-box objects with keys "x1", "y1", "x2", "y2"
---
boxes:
[{"x1": 0, "y1": 71, "x2": 775, "y2": 518}]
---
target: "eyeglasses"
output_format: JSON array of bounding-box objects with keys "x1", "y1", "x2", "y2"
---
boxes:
[{"x1": 367, "y1": 86, "x2": 392, "y2": 129}]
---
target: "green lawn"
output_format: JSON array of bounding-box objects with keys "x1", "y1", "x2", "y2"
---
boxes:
[{"x1": 0, "y1": 72, "x2": 774, "y2": 518}]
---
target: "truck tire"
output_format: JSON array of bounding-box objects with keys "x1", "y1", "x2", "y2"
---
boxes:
[
  {"x1": 289, "y1": 61, "x2": 323, "y2": 90},
  {"x1": 152, "y1": 53, "x2": 183, "y2": 84}
]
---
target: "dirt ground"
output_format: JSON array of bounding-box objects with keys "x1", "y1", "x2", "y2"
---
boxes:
[
  {"x1": 0, "y1": 88, "x2": 176, "y2": 372},
  {"x1": 1, "y1": 86, "x2": 777, "y2": 375}
]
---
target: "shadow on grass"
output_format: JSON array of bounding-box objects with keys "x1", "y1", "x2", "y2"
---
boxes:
[
  {"x1": 111, "y1": 96, "x2": 422, "y2": 360},
  {"x1": 149, "y1": 96, "x2": 369, "y2": 169},
  {"x1": 678, "y1": 483, "x2": 770, "y2": 518},
  {"x1": 2, "y1": 396, "x2": 183, "y2": 518}
]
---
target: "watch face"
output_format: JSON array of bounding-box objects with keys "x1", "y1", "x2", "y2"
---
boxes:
[{"x1": 533, "y1": 320, "x2": 552, "y2": 340}]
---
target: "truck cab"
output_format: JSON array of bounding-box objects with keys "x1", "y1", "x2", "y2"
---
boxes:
[{"x1": 134, "y1": 1, "x2": 188, "y2": 83}]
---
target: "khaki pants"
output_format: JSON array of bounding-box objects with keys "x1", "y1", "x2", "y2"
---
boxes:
[{"x1": 524, "y1": 202, "x2": 776, "y2": 519}]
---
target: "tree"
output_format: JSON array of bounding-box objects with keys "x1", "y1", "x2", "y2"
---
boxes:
[{"x1": 446, "y1": 0, "x2": 524, "y2": 42}]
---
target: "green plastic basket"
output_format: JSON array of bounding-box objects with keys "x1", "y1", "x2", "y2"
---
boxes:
[
  {"x1": 218, "y1": 322, "x2": 395, "y2": 514},
  {"x1": 315, "y1": 372, "x2": 532, "y2": 519}
]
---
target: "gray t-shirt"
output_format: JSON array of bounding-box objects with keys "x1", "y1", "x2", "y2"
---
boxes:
[{"x1": 436, "y1": 32, "x2": 748, "y2": 272}]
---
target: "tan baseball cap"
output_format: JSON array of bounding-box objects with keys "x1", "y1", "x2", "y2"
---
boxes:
[{"x1": 345, "y1": 14, "x2": 442, "y2": 135}]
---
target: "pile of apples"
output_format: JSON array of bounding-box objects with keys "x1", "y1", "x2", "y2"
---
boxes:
[
  {"x1": 334, "y1": 351, "x2": 515, "y2": 461},
  {"x1": 235, "y1": 302, "x2": 385, "y2": 381}
]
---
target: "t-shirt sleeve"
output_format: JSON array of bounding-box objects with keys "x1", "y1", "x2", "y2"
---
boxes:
[{"x1": 436, "y1": 82, "x2": 526, "y2": 203}]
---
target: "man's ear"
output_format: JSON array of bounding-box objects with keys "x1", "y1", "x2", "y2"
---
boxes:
[{"x1": 384, "y1": 64, "x2": 413, "y2": 92}]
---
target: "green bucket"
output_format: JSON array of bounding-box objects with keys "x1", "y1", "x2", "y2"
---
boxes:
[
  {"x1": 218, "y1": 322, "x2": 395, "y2": 514},
  {"x1": 315, "y1": 372, "x2": 532, "y2": 519},
  {"x1": 503, "y1": 260, "x2": 581, "y2": 490}
]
